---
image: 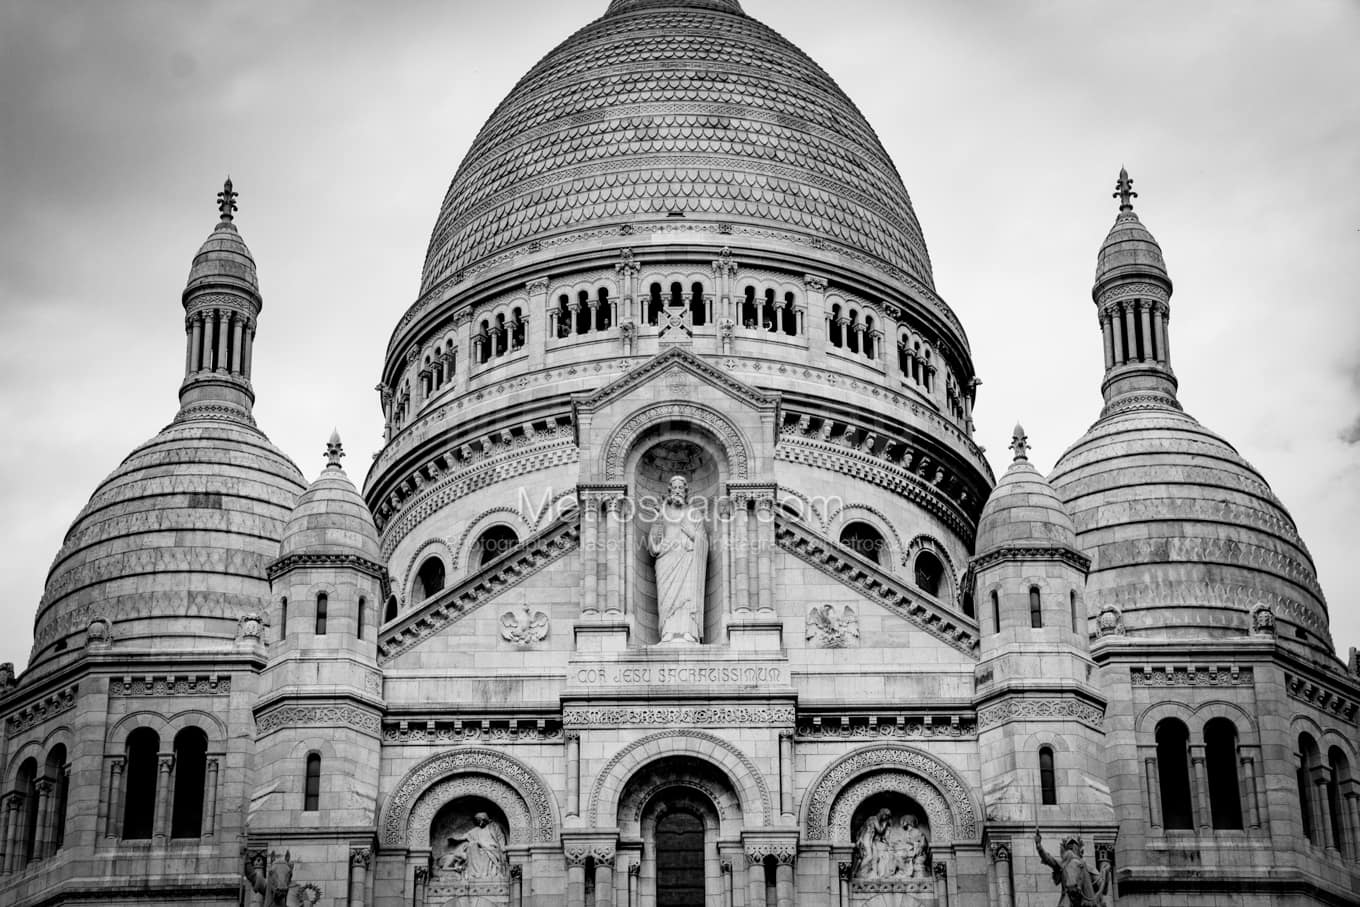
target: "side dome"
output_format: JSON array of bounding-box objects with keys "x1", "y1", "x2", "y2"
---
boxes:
[
  {"x1": 1049, "y1": 406, "x2": 1329, "y2": 648},
  {"x1": 185, "y1": 178, "x2": 260, "y2": 299},
  {"x1": 34, "y1": 420, "x2": 305, "y2": 669},
  {"x1": 277, "y1": 432, "x2": 380, "y2": 561},
  {"x1": 418, "y1": 0, "x2": 934, "y2": 301},
  {"x1": 976, "y1": 425, "x2": 1077, "y2": 554}
]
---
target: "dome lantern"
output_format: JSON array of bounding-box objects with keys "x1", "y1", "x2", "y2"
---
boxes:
[{"x1": 1092, "y1": 168, "x2": 1178, "y2": 415}]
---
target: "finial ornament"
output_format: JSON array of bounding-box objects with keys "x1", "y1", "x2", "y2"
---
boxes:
[
  {"x1": 217, "y1": 177, "x2": 238, "y2": 222},
  {"x1": 1113, "y1": 167, "x2": 1136, "y2": 212},
  {"x1": 325, "y1": 429, "x2": 345, "y2": 468},
  {"x1": 1009, "y1": 423, "x2": 1030, "y2": 461}
]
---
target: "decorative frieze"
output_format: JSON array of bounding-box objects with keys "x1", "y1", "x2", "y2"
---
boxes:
[
  {"x1": 564, "y1": 705, "x2": 795, "y2": 728},
  {"x1": 976, "y1": 698, "x2": 1104, "y2": 730},
  {"x1": 255, "y1": 704, "x2": 381, "y2": 736},
  {"x1": 1129, "y1": 665, "x2": 1251, "y2": 687},
  {"x1": 383, "y1": 718, "x2": 564, "y2": 744},
  {"x1": 1285, "y1": 672, "x2": 1359, "y2": 725},
  {"x1": 6, "y1": 684, "x2": 77, "y2": 736},
  {"x1": 796, "y1": 714, "x2": 975, "y2": 740},
  {"x1": 109, "y1": 675, "x2": 231, "y2": 698}
]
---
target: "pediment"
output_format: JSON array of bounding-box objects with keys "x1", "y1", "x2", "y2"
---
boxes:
[{"x1": 573, "y1": 347, "x2": 779, "y2": 417}]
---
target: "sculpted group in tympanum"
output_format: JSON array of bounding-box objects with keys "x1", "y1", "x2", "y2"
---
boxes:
[
  {"x1": 853, "y1": 809, "x2": 932, "y2": 882},
  {"x1": 436, "y1": 812, "x2": 508, "y2": 881}
]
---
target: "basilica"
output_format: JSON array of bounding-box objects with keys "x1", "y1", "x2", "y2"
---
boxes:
[{"x1": 3, "y1": 1, "x2": 1359, "y2": 905}]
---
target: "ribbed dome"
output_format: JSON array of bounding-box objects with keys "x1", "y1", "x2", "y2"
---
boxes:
[
  {"x1": 32, "y1": 418, "x2": 305, "y2": 672},
  {"x1": 418, "y1": 0, "x2": 933, "y2": 300},
  {"x1": 1093, "y1": 209, "x2": 1169, "y2": 297},
  {"x1": 976, "y1": 433, "x2": 1077, "y2": 555},
  {"x1": 1050, "y1": 405, "x2": 1330, "y2": 648},
  {"x1": 185, "y1": 218, "x2": 259, "y2": 299},
  {"x1": 278, "y1": 436, "x2": 380, "y2": 561}
]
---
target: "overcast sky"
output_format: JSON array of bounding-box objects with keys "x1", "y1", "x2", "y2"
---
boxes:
[{"x1": 1, "y1": 0, "x2": 1358, "y2": 672}]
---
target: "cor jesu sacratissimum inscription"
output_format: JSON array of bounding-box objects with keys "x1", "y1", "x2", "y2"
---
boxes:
[{"x1": 574, "y1": 664, "x2": 782, "y2": 686}]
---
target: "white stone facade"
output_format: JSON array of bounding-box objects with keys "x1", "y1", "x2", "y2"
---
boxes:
[{"x1": 2, "y1": 3, "x2": 1359, "y2": 907}]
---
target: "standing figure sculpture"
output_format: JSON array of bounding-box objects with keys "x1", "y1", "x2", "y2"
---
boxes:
[
  {"x1": 889, "y1": 814, "x2": 931, "y2": 879},
  {"x1": 853, "y1": 808, "x2": 898, "y2": 880},
  {"x1": 648, "y1": 475, "x2": 707, "y2": 643},
  {"x1": 244, "y1": 850, "x2": 294, "y2": 907},
  {"x1": 1034, "y1": 832, "x2": 1112, "y2": 907},
  {"x1": 436, "y1": 812, "x2": 508, "y2": 880}
]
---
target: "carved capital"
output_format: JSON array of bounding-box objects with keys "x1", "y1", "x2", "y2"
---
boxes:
[
  {"x1": 509, "y1": 864, "x2": 523, "y2": 881},
  {"x1": 989, "y1": 841, "x2": 1012, "y2": 864},
  {"x1": 803, "y1": 274, "x2": 827, "y2": 291},
  {"x1": 526, "y1": 278, "x2": 549, "y2": 294},
  {"x1": 564, "y1": 846, "x2": 590, "y2": 867},
  {"x1": 629, "y1": 860, "x2": 641, "y2": 877},
  {"x1": 1094, "y1": 842, "x2": 1115, "y2": 867},
  {"x1": 933, "y1": 862, "x2": 947, "y2": 881},
  {"x1": 838, "y1": 860, "x2": 853, "y2": 881},
  {"x1": 350, "y1": 848, "x2": 371, "y2": 868},
  {"x1": 158, "y1": 755, "x2": 175, "y2": 773},
  {"x1": 414, "y1": 867, "x2": 429, "y2": 885}
]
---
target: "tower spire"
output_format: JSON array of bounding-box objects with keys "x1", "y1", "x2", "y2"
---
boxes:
[
  {"x1": 177, "y1": 178, "x2": 263, "y2": 425},
  {"x1": 1009, "y1": 423, "x2": 1030, "y2": 462},
  {"x1": 325, "y1": 429, "x2": 345, "y2": 468},
  {"x1": 1091, "y1": 168, "x2": 1178, "y2": 416}
]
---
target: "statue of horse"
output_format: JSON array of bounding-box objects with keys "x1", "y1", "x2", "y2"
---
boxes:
[{"x1": 244, "y1": 850, "x2": 295, "y2": 907}]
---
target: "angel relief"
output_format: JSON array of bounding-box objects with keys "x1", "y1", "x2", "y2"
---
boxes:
[
  {"x1": 807, "y1": 604, "x2": 860, "y2": 648},
  {"x1": 499, "y1": 602, "x2": 549, "y2": 647},
  {"x1": 436, "y1": 812, "x2": 508, "y2": 881}
]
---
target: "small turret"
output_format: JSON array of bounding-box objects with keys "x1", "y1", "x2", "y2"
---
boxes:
[{"x1": 1092, "y1": 168, "x2": 1178, "y2": 413}]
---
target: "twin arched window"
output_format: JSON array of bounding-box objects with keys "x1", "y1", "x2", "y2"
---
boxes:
[
  {"x1": 9, "y1": 745, "x2": 68, "y2": 867},
  {"x1": 1156, "y1": 717, "x2": 1247, "y2": 832},
  {"x1": 120, "y1": 726, "x2": 213, "y2": 840}
]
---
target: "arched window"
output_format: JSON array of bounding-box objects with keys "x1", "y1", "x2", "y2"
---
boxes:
[
  {"x1": 1156, "y1": 719, "x2": 1194, "y2": 829},
  {"x1": 1039, "y1": 746, "x2": 1057, "y2": 805},
  {"x1": 1070, "y1": 590, "x2": 1080, "y2": 634},
  {"x1": 576, "y1": 291, "x2": 592, "y2": 335},
  {"x1": 863, "y1": 316, "x2": 876, "y2": 359},
  {"x1": 648, "y1": 283, "x2": 664, "y2": 326},
  {"x1": 303, "y1": 753, "x2": 321, "y2": 812},
  {"x1": 495, "y1": 313, "x2": 508, "y2": 355},
  {"x1": 384, "y1": 595, "x2": 399, "y2": 623},
  {"x1": 898, "y1": 339, "x2": 911, "y2": 376},
  {"x1": 670, "y1": 281, "x2": 684, "y2": 309},
  {"x1": 315, "y1": 592, "x2": 328, "y2": 635},
  {"x1": 914, "y1": 551, "x2": 944, "y2": 598},
  {"x1": 828, "y1": 304, "x2": 843, "y2": 347},
  {"x1": 557, "y1": 294, "x2": 572, "y2": 337},
  {"x1": 1029, "y1": 586, "x2": 1043, "y2": 628},
  {"x1": 472, "y1": 525, "x2": 520, "y2": 569},
  {"x1": 171, "y1": 727, "x2": 208, "y2": 838},
  {"x1": 1204, "y1": 718, "x2": 1243, "y2": 829},
  {"x1": 14, "y1": 758, "x2": 38, "y2": 863},
  {"x1": 1298, "y1": 733, "x2": 1325, "y2": 845},
  {"x1": 596, "y1": 289, "x2": 611, "y2": 331},
  {"x1": 511, "y1": 308, "x2": 526, "y2": 348},
  {"x1": 414, "y1": 556, "x2": 446, "y2": 601},
  {"x1": 656, "y1": 810, "x2": 705, "y2": 905},
  {"x1": 962, "y1": 591, "x2": 975, "y2": 619},
  {"x1": 990, "y1": 590, "x2": 1000, "y2": 634},
  {"x1": 839, "y1": 522, "x2": 886, "y2": 565},
  {"x1": 477, "y1": 321, "x2": 491, "y2": 363},
  {"x1": 782, "y1": 292, "x2": 797, "y2": 335},
  {"x1": 846, "y1": 309, "x2": 860, "y2": 353},
  {"x1": 762, "y1": 289, "x2": 777, "y2": 332},
  {"x1": 690, "y1": 282, "x2": 706, "y2": 326},
  {"x1": 742, "y1": 286, "x2": 758, "y2": 328},
  {"x1": 45, "y1": 745, "x2": 68, "y2": 853},
  {"x1": 123, "y1": 728, "x2": 160, "y2": 839},
  {"x1": 1328, "y1": 747, "x2": 1352, "y2": 857},
  {"x1": 279, "y1": 596, "x2": 288, "y2": 638},
  {"x1": 357, "y1": 596, "x2": 366, "y2": 640}
]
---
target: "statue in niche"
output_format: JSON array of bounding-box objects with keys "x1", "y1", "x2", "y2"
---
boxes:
[
  {"x1": 1034, "y1": 831, "x2": 1112, "y2": 907},
  {"x1": 436, "y1": 812, "x2": 508, "y2": 880},
  {"x1": 853, "y1": 808, "x2": 932, "y2": 881},
  {"x1": 648, "y1": 475, "x2": 707, "y2": 644}
]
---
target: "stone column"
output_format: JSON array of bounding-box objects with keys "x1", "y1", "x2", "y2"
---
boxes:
[
  {"x1": 745, "y1": 854, "x2": 765, "y2": 907},
  {"x1": 934, "y1": 862, "x2": 950, "y2": 907},
  {"x1": 1311, "y1": 765, "x2": 1337, "y2": 851},
  {"x1": 1100, "y1": 312, "x2": 1114, "y2": 369},
  {"x1": 0, "y1": 796, "x2": 13, "y2": 875},
  {"x1": 596, "y1": 851, "x2": 615, "y2": 907},
  {"x1": 565, "y1": 733, "x2": 581, "y2": 818},
  {"x1": 153, "y1": 754, "x2": 175, "y2": 841},
  {"x1": 1157, "y1": 304, "x2": 1171, "y2": 363},
  {"x1": 242, "y1": 321, "x2": 255, "y2": 379},
  {"x1": 732, "y1": 495, "x2": 751, "y2": 612},
  {"x1": 106, "y1": 758, "x2": 125, "y2": 839},
  {"x1": 348, "y1": 849, "x2": 370, "y2": 907},
  {"x1": 1109, "y1": 306, "x2": 1125, "y2": 364},
  {"x1": 1122, "y1": 302, "x2": 1137, "y2": 364},
  {"x1": 203, "y1": 758, "x2": 219, "y2": 838},
  {"x1": 3, "y1": 796, "x2": 23, "y2": 873},
  {"x1": 581, "y1": 493, "x2": 600, "y2": 616},
  {"x1": 231, "y1": 314, "x2": 245, "y2": 374},
  {"x1": 778, "y1": 732, "x2": 794, "y2": 818},
  {"x1": 413, "y1": 868, "x2": 429, "y2": 907},
  {"x1": 510, "y1": 865, "x2": 523, "y2": 907},
  {"x1": 755, "y1": 496, "x2": 774, "y2": 612},
  {"x1": 804, "y1": 275, "x2": 828, "y2": 357},
  {"x1": 1189, "y1": 744, "x2": 1211, "y2": 831},
  {"x1": 1343, "y1": 784, "x2": 1360, "y2": 861},
  {"x1": 990, "y1": 842, "x2": 1013, "y2": 907},
  {"x1": 1240, "y1": 754, "x2": 1261, "y2": 829},
  {"x1": 628, "y1": 860, "x2": 641, "y2": 907},
  {"x1": 32, "y1": 779, "x2": 53, "y2": 860},
  {"x1": 215, "y1": 310, "x2": 230, "y2": 372},
  {"x1": 837, "y1": 860, "x2": 851, "y2": 907},
  {"x1": 566, "y1": 850, "x2": 587, "y2": 907},
  {"x1": 773, "y1": 853, "x2": 794, "y2": 907},
  {"x1": 566, "y1": 297, "x2": 580, "y2": 338},
  {"x1": 605, "y1": 496, "x2": 623, "y2": 616},
  {"x1": 1144, "y1": 756, "x2": 1162, "y2": 828},
  {"x1": 188, "y1": 312, "x2": 204, "y2": 372},
  {"x1": 454, "y1": 311, "x2": 473, "y2": 393}
]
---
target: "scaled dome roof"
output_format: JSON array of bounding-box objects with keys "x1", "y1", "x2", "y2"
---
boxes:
[
  {"x1": 277, "y1": 435, "x2": 380, "y2": 562},
  {"x1": 1049, "y1": 404, "x2": 1330, "y2": 649},
  {"x1": 976, "y1": 437, "x2": 1078, "y2": 555},
  {"x1": 418, "y1": 0, "x2": 933, "y2": 300},
  {"x1": 34, "y1": 418, "x2": 305, "y2": 671}
]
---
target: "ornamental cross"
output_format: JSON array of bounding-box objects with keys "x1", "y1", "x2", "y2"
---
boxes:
[
  {"x1": 1113, "y1": 167, "x2": 1137, "y2": 211},
  {"x1": 1009, "y1": 422, "x2": 1030, "y2": 461},
  {"x1": 217, "y1": 177, "x2": 238, "y2": 221}
]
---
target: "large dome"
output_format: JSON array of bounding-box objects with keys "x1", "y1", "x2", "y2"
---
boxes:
[
  {"x1": 418, "y1": 0, "x2": 934, "y2": 302},
  {"x1": 31, "y1": 417, "x2": 305, "y2": 674},
  {"x1": 1049, "y1": 404, "x2": 1331, "y2": 651}
]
